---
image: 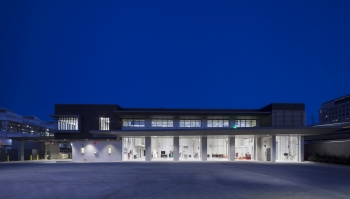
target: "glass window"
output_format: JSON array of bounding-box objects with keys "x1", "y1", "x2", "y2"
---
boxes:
[
  {"x1": 151, "y1": 119, "x2": 173, "y2": 127},
  {"x1": 99, "y1": 117, "x2": 109, "y2": 130},
  {"x1": 207, "y1": 120, "x2": 230, "y2": 127},
  {"x1": 235, "y1": 120, "x2": 257, "y2": 127},
  {"x1": 123, "y1": 119, "x2": 145, "y2": 127},
  {"x1": 58, "y1": 117, "x2": 78, "y2": 130},
  {"x1": 179, "y1": 120, "x2": 201, "y2": 127}
]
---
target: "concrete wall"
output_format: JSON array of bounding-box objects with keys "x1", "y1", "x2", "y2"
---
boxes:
[
  {"x1": 72, "y1": 141, "x2": 122, "y2": 162},
  {"x1": 305, "y1": 141, "x2": 350, "y2": 157},
  {"x1": 257, "y1": 137, "x2": 272, "y2": 161},
  {"x1": 45, "y1": 143, "x2": 61, "y2": 159}
]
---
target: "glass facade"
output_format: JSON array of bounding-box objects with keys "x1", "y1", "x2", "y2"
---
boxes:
[
  {"x1": 207, "y1": 137, "x2": 229, "y2": 160},
  {"x1": 0, "y1": 120, "x2": 6, "y2": 131},
  {"x1": 123, "y1": 137, "x2": 145, "y2": 160},
  {"x1": 151, "y1": 137, "x2": 174, "y2": 160},
  {"x1": 123, "y1": 119, "x2": 145, "y2": 127},
  {"x1": 235, "y1": 136, "x2": 254, "y2": 161},
  {"x1": 179, "y1": 137, "x2": 201, "y2": 160},
  {"x1": 99, "y1": 117, "x2": 109, "y2": 130},
  {"x1": 179, "y1": 120, "x2": 201, "y2": 127},
  {"x1": 235, "y1": 120, "x2": 257, "y2": 127},
  {"x1": 58, "y1": 117, "x2": 78, "y2": 130},
  {"x1": 276, "y1": 135, "x2": 299, "y2": 162},
  {"x1": 207, "y1": 120, "x2": 229, "y2": 127},
  {"x1": 151, "y1": 119, "x2": 173, "y2": 127}
]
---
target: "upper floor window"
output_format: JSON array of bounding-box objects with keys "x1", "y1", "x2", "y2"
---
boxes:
[
  {"x1": 235, "y1": 120, "x2": 256, "y2": 127},
  {"x1": 151, "y1": 119, "x2": 173, "y2": 127},
  {"x1": 58, "y1": 117, "x2": 78, "y2": 130},
  {"x1": 99, "y1": 117, "x2": 109, "y2": 130},
  {"x1": 123, "y1": 119, "x2": 145, "y2": 127},
  {"x1": 179, "y1": 120, "x2": 201, "y2": 127},
  {"x1": 207, "y1": 120, "x2": 229, "y2": 127}
]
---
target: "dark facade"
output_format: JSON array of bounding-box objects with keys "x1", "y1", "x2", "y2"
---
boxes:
[
  {"x1": 53, "y1": 104, "x2": 122, "y2": 140},
  {"x1": 52, "y1": 103, "x2": 306, "y2": 140}
]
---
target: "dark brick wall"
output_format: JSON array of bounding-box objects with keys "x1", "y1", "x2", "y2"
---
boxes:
[
  {"x1": 54, "y1": 104, "x2": 121, "y2": 139},
  {"x1": 305, "y1": 141, "x2": 350, "y2": 157}
]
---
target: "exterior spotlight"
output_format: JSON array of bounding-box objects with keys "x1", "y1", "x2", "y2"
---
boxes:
[
  {"x1": 81, "y1": 147, "x2": 84, "y2": 154},
  {"x1": 108, "y1": 147, "x2": 111, "y2": 154}
]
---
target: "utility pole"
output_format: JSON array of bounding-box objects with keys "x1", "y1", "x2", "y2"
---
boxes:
[{"x1": 309, "y1": 114, "x2": 317, "y2": 124}]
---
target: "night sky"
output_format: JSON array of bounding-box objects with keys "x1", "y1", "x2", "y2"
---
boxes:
[{"x1": 1, "y1": 1, "x2": 350, "y2": 124}]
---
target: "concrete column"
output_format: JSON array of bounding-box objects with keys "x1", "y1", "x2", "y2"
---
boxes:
[
  {"x1": 18, "y1": 140, "x2": 24, "y2": 161},
  {"x1": 173, "y1": 136, "x2": 179, "y2": 161},
  {"x1": 299, "y1": 136, "x2": 304, "y2": 162},
  {"x1": 201, "y1": 136, "x2": 207, "y2": 161},
  {"x1": 229, "y1": 137, "x2": 235, "y2": 161},
  {"x1": 254, "y1": 138, "x2": 258, "y2": 161},
  {"x1": 271, "y1": 136, "x2": 276, "y2": 162},
  {"x1": 145, "y1": 137, "x2": 151, "y2": 161}
]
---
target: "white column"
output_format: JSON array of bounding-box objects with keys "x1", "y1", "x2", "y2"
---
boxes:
[
  {"x1": 271, "y1": 136, "x2": 276, "y2": 162},
  {"x1": 201, "y1": 136, "x2": 207, "y2": 161},
  {"x1": 173, "y1": 137, "x2": 179, "y2": 161},
  {"x1": 145, "y1": 137, "x2": 151, "y2": 161},
  {"x1": 299, "y1": 136, "x2": 304, "y2": 162},
  {"x1": 229, "y1": 137, "x2": 235, "y2": 161}
]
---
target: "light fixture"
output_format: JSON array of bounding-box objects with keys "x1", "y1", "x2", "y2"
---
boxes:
[
  {"x1": 94, "y1": 151, "x2": 97, "y2": 154},
  {"x1": 108, "y1": 147, "x2": 111, "y2": 154},
  {"x1": 81, "y1": 147, "x2": 84, "y2": 154}
]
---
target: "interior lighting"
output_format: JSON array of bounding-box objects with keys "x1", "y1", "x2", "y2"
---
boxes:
[{"x1": 81, "y1": 147, "x2": 84, "y2": 154}]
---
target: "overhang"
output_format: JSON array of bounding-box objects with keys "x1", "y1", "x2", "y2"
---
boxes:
[{"x1": 90, "y1": 127, "x2": 339, "y2": 137}]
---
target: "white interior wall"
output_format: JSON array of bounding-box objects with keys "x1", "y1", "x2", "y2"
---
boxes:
[
  {"x1": 260, "y1": 137, "x2": 272, "y2": 161},
  {"x1": 72, "y1": 141, "x2": 122, "y2": 162}
]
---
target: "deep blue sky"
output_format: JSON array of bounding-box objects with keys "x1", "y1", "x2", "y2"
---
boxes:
[{"x1": 1, "y1": 1, "x2": 350, "y2": 124}]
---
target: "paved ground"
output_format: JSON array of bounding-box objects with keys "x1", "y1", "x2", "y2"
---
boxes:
[{"x1": 1, "y1": 161, "x2": 350, "y2": 199}]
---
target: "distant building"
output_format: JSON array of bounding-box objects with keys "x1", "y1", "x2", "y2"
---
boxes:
[
  {"x1": 319, "y1": 94, "x2": 350, "y2": 124},
  {"x1": 0, "y1": 108, "x2": 56, "y2": 161},
  {"x1": 305, "y1": 94, "x2": 350, "y2": 159}
]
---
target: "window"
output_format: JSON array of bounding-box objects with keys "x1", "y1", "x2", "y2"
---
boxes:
[
  {"x1": 234, "y1": 120, "x2": 257, "y2": 127},
  {"x1": 207, "y1": 120, "x2": 229, "y2": 127},
  {"x1": 99, "y1": 117, "x2": 109, "y2": 130},
  {"x1": 58, "y1": 117, "x2": 78, "y2": 130},
  {"x1": 179, "y1": 120, "x2": 201, "y2": 127},
  {"x1": 151, "y1": 119, "x2": 173, "y2": 127},
  {"x1": 123, "y1": 119, "x2": 145, "y2": 127},
  {"x1": 0, "y1": 121, "x2": 6, "y2": 131}
]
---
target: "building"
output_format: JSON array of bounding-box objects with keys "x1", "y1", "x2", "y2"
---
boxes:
[
  {"x1": 319, "y1": 94, "x2": 350, "y2": 124},
  {"x1": 0, "y1": 108, "x2": 56, "y2": 161},
  {"x1": 305, "y1": 94, "x2": 350, "y2": 159},
  {"x1": 47, "y1": 103, "x2": 338, "y2": 162}
]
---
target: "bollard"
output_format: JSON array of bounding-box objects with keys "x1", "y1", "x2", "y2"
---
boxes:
[
  {"x1": 30, "y1": 155, "x2": 32, "y2": 161},
  {"x1": 37, "y1": 155, "x2": 39, "y2": 160}
]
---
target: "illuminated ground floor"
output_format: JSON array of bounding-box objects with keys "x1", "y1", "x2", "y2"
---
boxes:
[{"x1": 70, "y1": 135, "x2": 304, "y2": 162}]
